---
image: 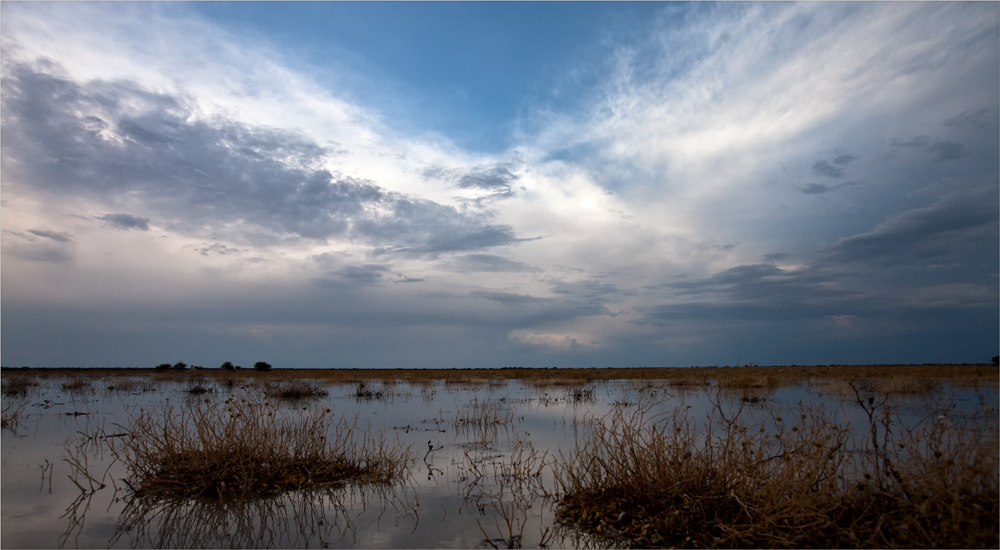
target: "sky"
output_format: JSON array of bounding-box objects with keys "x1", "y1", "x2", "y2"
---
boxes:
[{"x1": 1, "y1": 2, "x2": 997, "y2": 369}]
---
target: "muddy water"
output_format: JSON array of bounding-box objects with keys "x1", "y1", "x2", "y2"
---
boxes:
[{"x1": 1, "y1": 375, "x2": 995, "y2": 548}]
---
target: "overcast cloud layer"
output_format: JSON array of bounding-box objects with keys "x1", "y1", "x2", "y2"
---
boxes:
[{"x1": 2, "y1": 3, "x2": 997, "y2": 368}]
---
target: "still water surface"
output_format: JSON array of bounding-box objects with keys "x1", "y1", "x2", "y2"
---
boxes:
[{"x1": 2, "y1": 375, "x2": 995, "y2": 548}]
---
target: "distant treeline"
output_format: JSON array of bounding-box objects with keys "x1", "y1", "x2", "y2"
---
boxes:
[{"x1": 152, "y1": 361, "x2": 274, "y2": 371}]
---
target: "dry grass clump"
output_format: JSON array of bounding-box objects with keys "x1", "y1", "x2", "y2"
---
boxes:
[
  {"x1": 262, "y1": 380, "x2": 328, "y2": 400},
  {"x1": 184, "y1": 383, "x2": 214, "y2": 395},
  {"x1": 812, "y1": 376, "x2": 943, "y2": 399},
  {"x1": 116, "y1": 394, "x2": 412, "y2": 500},
  {"x1": 810, "y1": 378, "x2": 863, "y2": 400},
  {"x1": 567, "y1": 387, "x2": 596, "y2": 403},
  {"x1": 61, "y1": 376, "x2": 93, "y2": 393},
  {"x1": 1, "y1": 399, "x2": 28, "y2": 430},
  {"x1": 719, "y1": 373, "x2": 775, "y2": 390},
  {"x1": 2, "y1": 374, "x2": 39, "y2": 396},
  {"x1": 555, "y1": 392, "x2": 998, "y2": 548},
  {"x1": 667, "y1": 376, "x2": 709, "y2": 387},
  {"x1": 105, "y1": 377, "x2": 155, "y2": 394},
  {"x1": 871, "y1": 375, "x2": 941, "y2": 395},
  {"x1": 522, "y1": 378, "x2": 591, "y2": 389},
  {"x1": 454, "y1": 398, "x2": 516, "y2": 428},
  {"x1": 354, "y1": 380, "x2": 387, "y2": 399}
]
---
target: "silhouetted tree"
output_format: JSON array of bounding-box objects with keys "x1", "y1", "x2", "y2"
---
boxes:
[
  {"x1": 220, "y1": 361, "x2": 235, "y2": 371},
  {"x1": 155, "y1": 363, "x2": 172, "y2": 370},
  {"x1": 992, "y1": 356, "x2": 999, "y2": 366},
  {"x1": 253, "y1": 361, "x2": 273, "y2": 372},
  {"x1": 172, "y1": 362, "x2": 189, "y2": 370}
]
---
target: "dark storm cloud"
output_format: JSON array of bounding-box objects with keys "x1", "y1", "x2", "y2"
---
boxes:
[
  {"x1": 927, "y1": 141, "x2": 967, "y2": 162},
  {"x1": 763, "y1": 252, "x2": 791, "y2": 262},
  {"x1": 642, "y1": 262, "x2": 863, "y2": 324},
  {"x1": 423, "y1": 160, "x2": 522, "y2": 199},
  {"x1": 1, "y1": 59, "x2": 522, "y2": 255},
  {"x1": 445, "y1": 254, "x2": 540, "y2": 273},
  {"x1": 27, "y1": 229, "x2": 72, "y2": 243},
  {"x1": 643, "y1": 264, "x2": 995, "y2": 326},
  {"x1": 823, "y1": 181, "x2": 997, "y2": 266},
  {"x1": 832, "y1": 154, "x2": 857, "y2": 165},
  {"x1": 311, "y1": 263, "x2": 391, "y2": 288},
  {"x1": 470, "y1": 290, "x2": 547, "y2": 305},
  {"x1": 403, "y1": 227, "x2": 523, "y2": 256},
  {"x1": 458, "y1": 166, "x2": 519, "y2": 192},
  {"x1": 800, "y1": 183, "x2": 832, "y2": 195},
  {"x1": 550, "y1": 279, "x2": 626, "y2": 316},
  {"x1": 98, "y1": 213, "x2": 149, "y2": 231},
  {"x1": 890, "y1": 135, "x2": 968, "y2": 162},
  {"x1": 460, "y1": 278, "x2": 625, "y2": 326},
  {"x1": 943, "y1": 108, "x2": 990, "y2": 131},
  {"x1": 4, "y1": 245, "x2": 74, "y2": 263},
  {"x1": 641, "y1": 178, "x2": 998, "y2": 327},
  {"x1": 811, "y1": 160, "x2": 845, "y2": 178},
  {"x1": 197, "y1": 243, "x2": 240, "y2": 256},
  {"x1": 2, "y1": 229, "x2": 74, "y2": 263},
  {"x1": 798, "y1": 181, "x2": 856, "y2": 195},
  {"x1": 891, "y1": 136, "x2": 930, "y2": 149},
  {"x1": 337, "y1": 264, "x2": 390, "y2": 284}
]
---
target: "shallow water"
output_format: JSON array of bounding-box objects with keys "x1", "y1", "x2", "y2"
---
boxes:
[{"x1": 2, "y1": 374, "x2": 996, "y2": 549}]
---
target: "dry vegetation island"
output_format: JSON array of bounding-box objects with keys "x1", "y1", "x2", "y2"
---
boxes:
[{"x1": 2, "y1": 363, "x2": 997, "y2": 548}]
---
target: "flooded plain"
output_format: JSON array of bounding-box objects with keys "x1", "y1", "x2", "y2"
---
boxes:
[{"x1": 1, "y1": 370, "x2": 996, "y2": 548}]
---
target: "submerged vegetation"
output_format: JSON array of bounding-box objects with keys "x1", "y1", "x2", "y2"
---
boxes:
[
  {"x1": 113, "y1": 393, "x2": 412, "y2": 500},
  {"x1": 554, "y1": 387, "x2": 999, "y2": 548}
]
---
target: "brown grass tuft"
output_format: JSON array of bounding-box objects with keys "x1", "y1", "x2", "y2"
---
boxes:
[
  {"x1": 1, "y1": 399, "x2": 27, "y2": 431},
  {"x1": 2, "y1": 373, "x2": 39, "y2": 396},
  {"x1": 262, "y1": 380, "x2": 328, "y2": 400},
  {"x1": 61, "y1": 376, "x2": 93, "y2": 393},
  {"x1": 454, "y1": 398, "x2": 515, "y2": 429},
  {"x1": 354, "y1": 380, "x2": 387, "y2": 400},
  {"x1": 115, "y1": 393, "x2": 411, "y2": 499},
  {"x1": 871, "y1": 375, "x2": 941, "y2": 395},
  {"x1": 105, "y1": 377, "x2": 155, "y2": 394},
  {"x1": 555, "y1": 391, "x2": 999, "y2": 548}
]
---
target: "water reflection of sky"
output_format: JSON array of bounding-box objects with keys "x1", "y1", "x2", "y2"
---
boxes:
[{"x1": 2, "y1": 375, "x2": 996, "y2": 548}]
